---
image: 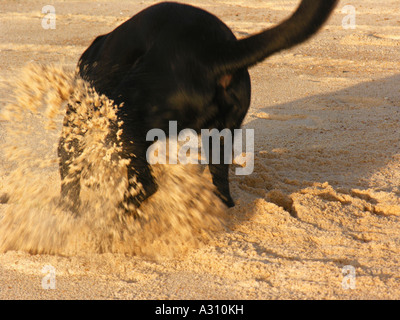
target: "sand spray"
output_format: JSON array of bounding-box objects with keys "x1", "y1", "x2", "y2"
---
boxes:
[{"x1": 0, "y1": 63, "x2": 227, "y2": 258}]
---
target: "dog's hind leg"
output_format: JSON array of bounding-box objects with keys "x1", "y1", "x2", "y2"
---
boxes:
[
  {"x1": 119, "y1": 139, "x2": 158, "y2": 215},
  {"x1": 58, "y1": 105, "x2": 83, "y2": 214},
  {"x1": 58, "y1": 135, "x2": 82, "y2": 214},
  {"x1": 124, "y1": 161, "x2": 157, "y2": 213}
]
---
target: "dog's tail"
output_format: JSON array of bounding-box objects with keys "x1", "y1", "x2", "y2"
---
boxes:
[{"x1": 213, "y1": 0, "x2": 337, "y2": 74}]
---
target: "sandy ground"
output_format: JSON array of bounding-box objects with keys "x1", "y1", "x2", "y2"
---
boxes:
[{"x1": 0, "y1": 0, "x2": 399, "y2": 300}]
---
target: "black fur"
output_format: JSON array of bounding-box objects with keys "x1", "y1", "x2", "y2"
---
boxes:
[{"x1": 58, "y1": 0, "x2": 337, "y2": 212}]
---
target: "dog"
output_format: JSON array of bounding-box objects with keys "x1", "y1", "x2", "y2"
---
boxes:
[{"x1": 58, "y1": 0, "x2": 338, "y2": 213}]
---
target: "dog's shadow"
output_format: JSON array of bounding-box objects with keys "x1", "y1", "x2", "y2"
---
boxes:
[{"x1": 230, "y1": 73, "x2": 400, "y2": 215}]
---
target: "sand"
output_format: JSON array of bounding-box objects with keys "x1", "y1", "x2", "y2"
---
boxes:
[{"x1": 0, "y1": 0, "x2": 399, "y2": 300}]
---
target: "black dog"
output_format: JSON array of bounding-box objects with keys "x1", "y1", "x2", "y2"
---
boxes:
[{"x1": 58, "y1": 0, "x2": 337, "y2": 212}]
